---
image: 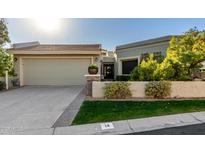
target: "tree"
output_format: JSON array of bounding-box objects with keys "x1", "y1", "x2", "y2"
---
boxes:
[
  {"x1": 0, "y1": 18, "x2": 13, "y2": 77},
  {"x1": 164, "y1": 28, "x2": 205, "y2": 80},
  {"x1": 0, "y1": 19, "x2": 10, "y2": 46},
  {"x1": 0, "y1": 48, "x2": 13, "y2": 76},
  {"x1": 130, "y1": 28, "x2": 205, "y2": 81}
]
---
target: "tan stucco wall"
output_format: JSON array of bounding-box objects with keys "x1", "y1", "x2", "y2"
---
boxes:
[
  {"x1": 92, "y1": 81, "x2": 148, "y2": 98},
  {"x1": 171, "y1": 81, "x2": 205, "y2": 98},
  {"x1": 92, "y1": 81, "x2": 205, "y2": 98}
]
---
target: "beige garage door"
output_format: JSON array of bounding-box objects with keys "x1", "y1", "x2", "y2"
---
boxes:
[{"x1": 23, "y1": 58, "x2": 91, "y2": 85}]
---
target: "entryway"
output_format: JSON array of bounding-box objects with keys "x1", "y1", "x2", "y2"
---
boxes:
[{"x1": 103, "y1": 63, "x2": 114, "y2": 80}]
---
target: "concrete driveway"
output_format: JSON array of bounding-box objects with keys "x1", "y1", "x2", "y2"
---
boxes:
[{"x1": 0, "y1": 86, "x2": 84, "y2": 134}]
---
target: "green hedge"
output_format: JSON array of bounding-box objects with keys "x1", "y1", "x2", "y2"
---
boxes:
[{"x1": 116, "y1": 75, "x2": 131, "y2": 81}]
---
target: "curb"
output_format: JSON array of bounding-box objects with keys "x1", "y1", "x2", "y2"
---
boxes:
[{"x1": 53, "y1": 111, "x2": 205, "y2": 135}]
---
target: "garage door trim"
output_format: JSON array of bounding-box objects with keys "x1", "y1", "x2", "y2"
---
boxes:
[{"x1": 19, "y1": 56, "x2": 94, "y2": 86}]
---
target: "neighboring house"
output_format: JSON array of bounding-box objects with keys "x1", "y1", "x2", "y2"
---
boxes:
[{"x1": 9, "y1": 42, "x2": 102, "y2": 86}]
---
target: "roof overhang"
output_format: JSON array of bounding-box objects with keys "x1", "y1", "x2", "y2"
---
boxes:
[
  {"x1": 102, "y1": 57, "x2": 115, "y2": 63},
  {"x1": 8, "y1": 50, "x2": 101, "y2": 55},
  {"x1": 116, "y1": 35, "x2": 175, "y2": 51}
]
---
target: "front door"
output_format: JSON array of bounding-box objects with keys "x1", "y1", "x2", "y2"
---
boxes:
[{"x1": 103, "y1": 64, "x2": 114, "y2": 80}]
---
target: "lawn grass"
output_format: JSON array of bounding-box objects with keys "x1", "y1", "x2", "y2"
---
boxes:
[{"x1": 72, "y1": 100, "x2": 205, "y2": 125}]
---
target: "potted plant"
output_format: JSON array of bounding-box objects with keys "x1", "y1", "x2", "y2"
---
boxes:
[{"x1": 88, "y1": 64, "x2": 98, "y2": 74}]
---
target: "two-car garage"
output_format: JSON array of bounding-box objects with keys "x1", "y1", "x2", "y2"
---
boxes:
[
  {"x1": 10, "y1": 43, "x2": 101, "y2": 86},
  {"x1": 23, "y1": 58, "x2": 91, "y2": 86}
]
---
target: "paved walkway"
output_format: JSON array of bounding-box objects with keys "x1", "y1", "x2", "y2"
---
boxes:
[
  {"x1": 3, "y1": 111, "x2": 205, "y2": 135},
  {"x1": 0, "y1": 86, "x2": 84, "y2": 134},
  {"x1": 52, "y1": 88, "x2": 86, "y2": 127}
]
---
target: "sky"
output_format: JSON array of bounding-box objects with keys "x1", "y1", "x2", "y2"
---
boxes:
[{"x1": 6, "y1": 18, "x2": 205, "y2": 50}]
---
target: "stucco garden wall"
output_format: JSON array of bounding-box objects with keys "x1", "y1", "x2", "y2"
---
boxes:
[{"x1": 92, "y1": 81, "x2": 205, "y2": 98}]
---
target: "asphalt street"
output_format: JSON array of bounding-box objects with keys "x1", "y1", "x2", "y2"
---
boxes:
[{"x1": 127, "y1": 123, "x2": 205, "y2": 135}]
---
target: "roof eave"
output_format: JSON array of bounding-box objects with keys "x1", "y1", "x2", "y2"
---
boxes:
[
  {"x1": 116, "y1": 35, "x2": 175, "y2": 51},
  {"x1": 9, "y1": 50, "x2": 101, "y2": 55}
]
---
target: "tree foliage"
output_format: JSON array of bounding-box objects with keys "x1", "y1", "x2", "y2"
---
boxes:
[
  {"x1": 0, "y1": 19, "x2": 10, "y2": 46},
  {"x1": 131, "y1": 28, "x2": 205, "y2": 81},
  {"x1": 0, "y1": 48, "x2": 13, "y2": 76},
  {"x1": 131, "y1": 54, "x2": 160, "y2": 81},
  {"x1": 0, "y1": 18, "x2": 13, "y2": 77},
  {"x1": 163, "y1": 28, "x2": 205, "y2": 80}
]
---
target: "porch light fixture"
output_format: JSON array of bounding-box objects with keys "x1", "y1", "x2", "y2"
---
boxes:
[{"x1": 14, "y1": 57, "x2": 18, "y2": 62}]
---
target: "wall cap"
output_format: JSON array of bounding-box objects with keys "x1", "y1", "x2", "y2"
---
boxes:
[{"x1": 84, "y1": 74, "x2": 101, "y2": 77}]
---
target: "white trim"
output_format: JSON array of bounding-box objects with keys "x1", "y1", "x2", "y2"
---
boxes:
[
  {"x1": 19, "y1": 57, "x2": 24, "y2": 86},
  {"x1": 118, "y1": 56, "x2": 140, "y2": 75},
  {"x1": 19, "y1": 56, "x2": 94, "y2": 86}
]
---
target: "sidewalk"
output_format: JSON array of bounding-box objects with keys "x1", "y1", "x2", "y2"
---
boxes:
[
  {"x1": 2, "y1": 111, "x2": 205, "y2": 135},
  {"x1": 53, "y1": 111, "x2": 205, "y2": 135}
]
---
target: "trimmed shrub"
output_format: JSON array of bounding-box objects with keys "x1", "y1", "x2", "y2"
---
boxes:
[
  {"x1": 145, "y1": 81, "x2": 171, "y2": 99},
  {"x1": 0, "y1": 81, "x2": 5, "y2": 90},
  {"x1": 130, "y1": 54, "x2": 160, "y2": 81},
  {"x1": 104, "y1": 82, "x2": 132, "y2": 99},
  {"x1": 116, "y1": 75, "x2": 130, "y2": 81}
]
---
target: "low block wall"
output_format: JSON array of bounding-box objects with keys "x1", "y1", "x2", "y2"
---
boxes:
[{"x1": 92, "y1": 81, "x2": 205, "y2": 98}]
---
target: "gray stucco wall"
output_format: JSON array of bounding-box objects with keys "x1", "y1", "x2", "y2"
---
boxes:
[
  {"x1": 115, "y1": 41, "x2": 170, "y2": 76},
  {"x1": 116, "y1": 41, "x2": 169, "y2": 59}
]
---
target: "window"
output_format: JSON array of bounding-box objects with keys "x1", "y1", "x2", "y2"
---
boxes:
[{"x1": 122, "y1": 59, "x2": 138, "y2": 74}]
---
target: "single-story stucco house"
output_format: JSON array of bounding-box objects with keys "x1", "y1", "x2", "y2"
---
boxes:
[
  {"x1": 8, "y1": 35, "x2": 175, "y2": 86},
  {"x1": 9, "y1": 42, "x2": 103, "y2": 86}
]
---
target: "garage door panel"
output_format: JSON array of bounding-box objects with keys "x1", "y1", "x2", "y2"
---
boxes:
[{"x1": 23, "y1": 58, "x2": 91, "y2": 85}]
